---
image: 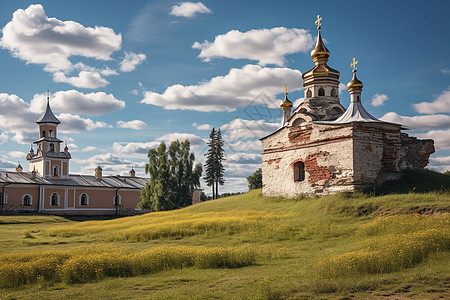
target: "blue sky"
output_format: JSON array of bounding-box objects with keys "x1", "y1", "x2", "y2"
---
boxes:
[{"x1": 0, "y1": 0, "x2": 449, "y2": 193}]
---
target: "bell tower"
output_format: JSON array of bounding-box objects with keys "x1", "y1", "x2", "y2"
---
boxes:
[{"x1": 27, "y1": 93, "x2": 71, "y2": 178}]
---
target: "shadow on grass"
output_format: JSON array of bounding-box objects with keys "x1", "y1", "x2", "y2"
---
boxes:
[{"x1": 371, "y1": 170, "x2": 450, "y2": 195}]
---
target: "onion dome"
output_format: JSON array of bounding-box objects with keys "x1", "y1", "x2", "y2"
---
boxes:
[
  {"x1": 311, "y1": 29, "x2": 330, "y2": 61},
  {"x1": 347, "y1": 58, "x2": 363, "y2": 91},
  {"x1": 16, "y1": 162, "x2": 23, "y2": 172},
  {"x1": 280, "y1": 84, "x2": 293, "y2": 108},
  {"x1": 36, "y1": 94, "x2": 60, "y2": 124}
]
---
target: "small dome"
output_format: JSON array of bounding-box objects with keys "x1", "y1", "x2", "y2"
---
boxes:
[
  {"x1": 280, "y1": 95, "x2": 293, "y2": 108},
  {"x1": 347, "y1": 71, "x2": 363, "y2": 91}
]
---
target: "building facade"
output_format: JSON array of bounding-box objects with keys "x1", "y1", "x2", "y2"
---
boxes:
[
  {"x1": 261, "y1": 17, "x2": 434, "y2": 197},
  {"x1": 0, "y1": 97, "x2": 147, "y2": 215}
]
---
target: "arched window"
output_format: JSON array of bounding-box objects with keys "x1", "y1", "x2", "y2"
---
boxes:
[
  {"x1": 318, "y1": 88, "x2": 325, "y2": 96},
  {"x1": 49, "y1": 130, "x2": 53, "y2": 137},
  {"x1": 42, "y1": 130, "x2": 46, "y2": 138},
  {"x1": 79, "y1": 193, "x2": 89, "y2": 206},
  {"x1": 113, "y1": 194, "x2": 122, "y2": 206},
  {"x1": 294, "y1": 161, "x2": 305, "y2": 182},
  {"x1": 50, "y1": 192, "x2": 59, "y2": 206},
  {"x1": 331, "y1": 88, "x2": 337, "y2": 97},
  {"x1": 306, "y1": 90, "x2": 312, "y2": 98},
  {"x1": 357, "y1": 95, "x2": 360, "y2": 102},
  {"x1": 49, "y1": 143, "x2": 55, "y2": 152},
  {"x1": 22, "y1": 194, "x2": 32, "y2": 206},
  {"x1": 53, "y1": 165, "x2": 59, "y2": 176}
]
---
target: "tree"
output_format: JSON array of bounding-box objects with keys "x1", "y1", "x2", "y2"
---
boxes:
[
  {"x1": 203, "y1": 128, "x2": 225, "y2": 199},
  {"x1": 247, "y1": 168, "x2": 262, "y2": 190},
  {"x1": 139, "y1": 139, "x2": 202, "y2": 211}
]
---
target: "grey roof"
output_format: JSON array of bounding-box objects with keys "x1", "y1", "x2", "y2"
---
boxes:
[
  {"x1": 36, "y1": 99, "x2": 60, "y2": 124},
  {"x1": 314, "y1": 100, "x2": 407, "y2": 129},
  {"x1": 0, "y1": 171, "x2": 147, "y2": 189},
  {"x1": 34, "y1": 137, "x2": 63, "y2": 143}
]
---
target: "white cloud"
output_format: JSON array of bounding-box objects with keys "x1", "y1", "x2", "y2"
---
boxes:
[
  {"x1": 141, "y1": 64, "x2": 302, "y2": 112},
  {"x1": 169, "y1": 2, "x2": 212, "y2": 18},
  {"x1": 30, "y1": 90, "x2": 125, "y2": 116},
  {"x1": 82, "y1": 146, "x2": 103, "y2": 152},
  {"x1": 8, "y1": 151, "x2": 27, "y2": 159},
  {"x1": 413, "y1": 88, "x2": 450, "y2": 114},
  {"x1": 52, "y1": 71, "x2": 110, "y2": 89},
  {"x1": 113, "y1": 141, "x2": 160, "y2": 155},
  {"x1": 157, "y1": 133, "x2": 205, "y2": 146},
  {"x1": 192, "y1": 27, "x2": 314, "y2": 66},
  {"x1": 226, "y1": 153, "x2": 261, "y2": 165},
  {"x1": 58, "y1": 114, "x2": 111, "y2": 133},
  {"x1": 371, "y1": 93, "x2": 388, "y2": 107},
  {"x1": 417, "y1": 129, "x2": 450, "y2": 150},
  {"x1": 74, "y1": 153, "x2": 140, "y2": 176},
  {"x1": 428, "y1": 156, "x2": 450, "y2": 172},
  {"x1": 192, "y1": 123, "x2": 211, "y2": 130},
  {"x1": 119, "y1": 51, "x2": 146, "y2": 72},
  {"x1": 0, "y1": 158, "x2": 16, "y2": 170},
  {"x1": 0, "y1": 4, "x2": 121, "y2": 89},
  {"x1": 227, "y1": 140, "x2": 262, "y2": 152},
  {"x1": 339, "y1": 83, "x2": 347, "y2": 95},
  {"x1": 441, "y1": 68, "x2": 450, "y2": 75},
  {"x1": 0, "y1": 132, "x2": 9, "y2": 144},
  {"x1": 221, "y1": 118, "x2": 279, "y2": 141},
  {"x1": 380, "y1": 112, "x2": 450, "y2": 130},
  {"x1": 116, "y1": 120, "x2": 147, "y2": 130}
]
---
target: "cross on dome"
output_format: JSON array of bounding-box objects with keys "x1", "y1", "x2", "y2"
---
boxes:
[
  {"x1": 315, "y1": 15, "x2": 322, "y2": 30},
  {"x1": 283, "y1": 84, "x2": 288, "y2": 95},
  {"x1": 351, "y1": 57, "x2": 358, "y2": 72}
]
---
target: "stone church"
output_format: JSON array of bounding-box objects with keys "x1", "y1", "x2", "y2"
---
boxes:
[{"x1": 261, "y1": 16, "x2": 435, "y2": 197}]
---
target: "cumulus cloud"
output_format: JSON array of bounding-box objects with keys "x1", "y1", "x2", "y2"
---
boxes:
[
  {"x1": 0, "y1": 158, "x2": 16, "y2": 170},
  {"x1": 30, "y1": 90, "x2": 125, "y2": 116},
  {"x1": 169, "y1": 2, "x2": 212, "y2": 18},
  {"x1": 52, "y1": 71, "x2": 110, "y2": 89},
  {"x1": 141, "y1": 64, "x2": 302, "y2": 112},
  {"x1": 0, "y1": 132, "x2": 9, "y2": 144},
  {"x1": 192, "y1": 27, "x2": 314, "y2": 66},
  {"x1": 380, "y1": 112, "x2": 450, "y2": 130},
  {"x1": 119, "y1": 51, "x2": 146, "y2": 72},
  {"x1": 0, "y1": 4, "x2": 122, "y2": 88},
  {"x1": 226, "y1": 153, "x2": 262, "y2": 165},
  {"x1": 58, "y1": 114, "x2": 111, "y2": 133},
  {"x1": 227, "y1": 140, "x2": 262, "y2": 152},
  {"x1": 441, "y1": 68, "x2": 450, "y2": 75},
  {"x1": 413, "y1": 88, "x2": 450, "y2": 114},
  {"x1": 429, "y1": 156, "x2": 450, "y2": 172},
  {"x1": 156, "y1": 133, "x2": 205, "y2": 146},
  {"x1": 116, "y1": 120, "x2": 147, "y2": 130},
  {"x1": 192, "y1": 123, "x2": 211, "y2": 130},
  {"x1": 221, "y1": 118, "x2": 279, "y2": 141},
  {"x1": 74, "y1": 153, "x2": 142, "y2": 176},
  {"x1": 416, "y1": 129, "x2": 450, "y2": 150},
  {"x1": 113, "y1": 141, "x2": 160, "y2": 155},
  {"x1": 8, "y1": 151, "x2": 27, "y2": 159},
  {"x1": 371, "y1": 93, "x2": 388, "y2": 107},
  {"x1": 81, "y1": 146, "x2": 103, "y2": 152}
]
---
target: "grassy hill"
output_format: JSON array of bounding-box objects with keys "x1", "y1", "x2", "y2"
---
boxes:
[{"x1": 0, "y1": 187, "x2": 449, "y2": 299}]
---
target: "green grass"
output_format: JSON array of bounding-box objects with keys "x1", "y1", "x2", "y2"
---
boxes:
[{"x1": 0, "y1": 187, "x2": 449, "y2": 299}]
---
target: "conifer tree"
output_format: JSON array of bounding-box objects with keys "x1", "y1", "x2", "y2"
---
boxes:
[{"x1": 204, "y1": 128, "x2": 225, "y2": 199}]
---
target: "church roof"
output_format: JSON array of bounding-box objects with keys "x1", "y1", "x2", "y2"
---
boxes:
[
  {"x1": 0, "y1": 171, "x2": 147, "y2": 189},
  {"x1": 36, "y1": 98, "x2": 60, "y2": 124}
]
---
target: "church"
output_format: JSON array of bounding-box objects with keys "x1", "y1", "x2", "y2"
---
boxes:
[
  {"x1": 260, "y1": 16, "x2": 435, "y2": 197},
  {"x1": 0, "y1": 98, "x2": 147, "y2": 215}
]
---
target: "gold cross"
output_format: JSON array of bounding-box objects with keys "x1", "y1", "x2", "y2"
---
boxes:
[
  {"x1": 315, "y1": 15, "x2": 322, "y2": 30},
  {"x1": 350, "y1": 57, "x2": 358, "y2": 71},
  {"x1": 283, "y1": 84, "x2": 288, "y2": 95}
]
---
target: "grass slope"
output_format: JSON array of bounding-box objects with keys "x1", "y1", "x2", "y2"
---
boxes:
[{"x1": 0, "y1": 188, "x2": 449, "y2": 299}]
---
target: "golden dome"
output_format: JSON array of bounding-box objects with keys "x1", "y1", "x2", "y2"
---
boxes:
[
  {"x1": 280, "y1": 95, "x2": 293, "y2": 108},
  {"x1": 310, "y1": 30, "x2": 330, "y2": 60},
  {"x1": 347, "y1": 70, "x2": 363, "y2": 91}
]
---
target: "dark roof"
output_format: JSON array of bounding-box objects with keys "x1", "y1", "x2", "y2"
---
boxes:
[
  {"x1": 36, "y1": 99, "x2": 60, "y2": 124},
  {"x1": 0, "y1": 172, "x2": 147, "y2": 189}
]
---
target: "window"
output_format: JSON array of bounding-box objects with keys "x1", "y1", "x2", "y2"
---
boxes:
[
  {"x1": 53, "y1": 165, "x2": 59, "y2": 176},
  {"x1": 357, "y1": 95, "x2": 360, "y2": 102},
  {"x1": 294, "y1": 161, "x2": 305, "y2": 182},
  {"x1": 318, "y1": 88, "x2": 325, "y2": 96},
  {"x1": 49, "y1": 143, "x2": 55, "y2": 152},
  {"x1": 22, "y1": 194, "x2": 32, "y2": 206},
  {"x1": 50, "y1": 192, "x2": 59, "y2": 206},
  {"x1": 79, "y1": 193, "x2": 89, "y2": 206},
  {"x1": 331, "y1": 88, "x2": 337, "y2": 97},
  {"x1": 49, "y1": 130, "x2": 53, "y2": 137},
  {"x1": 42, "y1": 130, "x2": 46, "y2": 138},
  {"x1": 306, "y1": 90, "x2": 312, "y2": 98},
  {"x1": 113, "y1": 194, "x2": 122, "y2": 206}
]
